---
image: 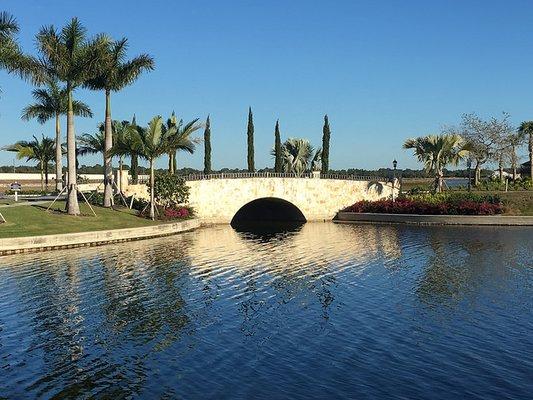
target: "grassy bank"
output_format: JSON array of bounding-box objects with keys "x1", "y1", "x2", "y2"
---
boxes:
[{"x1": 0, "y1": 201, "x2": 160, "y2": 238}]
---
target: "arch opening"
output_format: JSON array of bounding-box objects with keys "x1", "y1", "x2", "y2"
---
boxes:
[{"x1": 230, "y1": 197, "x2": 307, "y2": 228}]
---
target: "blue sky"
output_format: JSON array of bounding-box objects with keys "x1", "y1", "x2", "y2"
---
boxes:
[{"x1": 0, "y1": 0, "x2": 532, "y2": 170}]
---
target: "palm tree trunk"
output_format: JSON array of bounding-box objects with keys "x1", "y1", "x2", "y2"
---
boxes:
[
  {"x1": 66, "y1": 85, "x2": 80, "y2": 215},
  {"x1": 529, "y1": 133, "x2": 533, "y2": 179},
  {"x1": 45, "y1": 162, "x2": 49, "y2": 190},
  {"x1": 511, "y1": 145, "x2": 517, "y2": 181},
  {"x1": 55, "y1": 113, "x2": 62, "y2": 192},
  {"x1": 474, "y1": 160, "x2": 481, "y2": 186},
  {"x1": 173, "y1": 151, "x2": 177, "y2": 174},
  {"x1": 498, "y1": 156, "x2": 504, "y2": 183},
  {"x1": 149, "y1": 159, "x2": 155, "y2": 220},
  {"x1": 436, "y1": 169, "x2": 444, "y2": 193},
  {"x1": 119, "y1": 156, "x2": 123, "y2": 192},
  {"x1": 40, "y1": 162, "x2": 44, "y2": 192},
  {"x1": 168, "y1": 152, "x2": 175, "y2": 175},
  {"x1": 131, "y1": 154, "x2": 138, "y2": 184},
  {"x1": 103, "y1": 89, "x2": 113, "y2": 207}
]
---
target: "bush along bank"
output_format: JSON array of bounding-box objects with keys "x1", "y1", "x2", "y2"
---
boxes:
[
  {"x1": 85, "y1": 173, "x2": 195, "y2": 221},
  {"x1": 344, "y1": 193, "x2": 504, "y2": 215}
]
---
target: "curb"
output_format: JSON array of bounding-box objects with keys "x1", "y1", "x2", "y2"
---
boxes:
[
  {"x1": 335, "y1": 212, "x2": 533, "y2": 226},
  {"x1": 0, "y1": 218, "x2": 201, "y2": 256}
]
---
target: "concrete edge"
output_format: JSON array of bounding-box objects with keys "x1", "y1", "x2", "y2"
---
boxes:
[
  {"x1": 0, "y1": 218, "x2": 201, "y2": 256},
  {"x1": 335, "y1": 212, "x2": 533, "y2": 226}
]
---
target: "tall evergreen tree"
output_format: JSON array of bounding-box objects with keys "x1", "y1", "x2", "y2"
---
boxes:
[
  {"x1": 274, "y1": 119, "x2": 282, "y2": 172},
  {"x1": 321, "y1": 114, "x2": 331, "y2": 174},
  {"x1": 204, "y1": 115, "x2": 212, "y2": 175},
  {"x1": 247, "y1": 107, "x2": 255, "y2": 172}
]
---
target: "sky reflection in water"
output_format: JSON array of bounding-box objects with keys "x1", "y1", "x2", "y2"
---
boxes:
[{"x1": 0, "y1": 223, "x2": 531, "y2": 399}]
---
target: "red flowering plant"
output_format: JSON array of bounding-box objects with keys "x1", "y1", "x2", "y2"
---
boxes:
[
  {"x1": 138, "y1": 173, "x2": 195, "y2": 220},
  {"x1": 343, "y1": 193, "x2": 503, "y2": 215}
]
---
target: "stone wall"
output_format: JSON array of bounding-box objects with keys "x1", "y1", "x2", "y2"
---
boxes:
[
  {"x1": 118, "y1": 176, "x2": 396, "y2": 223},
  {"x1": 186, "y1": 177, "x2": 396, "y2": 223}
]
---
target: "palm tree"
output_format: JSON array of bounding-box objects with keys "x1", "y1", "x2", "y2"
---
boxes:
[
  {"x1": 505, "y1": 133, "x2": 525, "y2": 181},
  {"x1": 78, "y1": 128, "x2": 105, "y2": 169},
  {"x1": 0, "y1": 11, "x2": 21, "y2": 83},
  {"x1": 518, "y1": 121, "x2": 533, "y2": 180},
  {"x1": 36, "y1": 17, "x2": 108, "y2": 215},
  {"x1": 111, "y1": 119, "x2": 138, "y2": 190},
  {"x1": 84, "y1": 37, "x2": 154, "y2": 207},
  {"x1": 403, "y1": 134, "x2": 470, "y2": 193},
  {"x1": 3, "y1": 135, "x2": 55, "y2": 191},
  {"x1": 119, "y1": 116, "x2": 175, "y2": 220},
  {"x1": 0, "y1": 12, "x2": 41, "y2": 89},
  {"x1": 21, "y1": 81, "x2": 92, "y2": 191},
  {"x1": 164, "y1": 112, "x2": 202, "y2": 174},
  {"x1": 274, "y1": 138, "x2": 321, "y2": 176},
  {"x1": 116, "y1": 115, "x2": 143, "y2": 184}
]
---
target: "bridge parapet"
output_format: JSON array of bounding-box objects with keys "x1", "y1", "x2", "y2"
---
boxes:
[{"x1": 183, "y1": 172, "x2": 389, "y2": 182}]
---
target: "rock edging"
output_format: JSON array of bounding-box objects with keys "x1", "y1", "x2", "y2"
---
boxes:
[
  {"x1": 335, "y1": 212, "x2": 533, "y2": 226},
  {"x1": 0, "y1": 218, "x2": 201, "y2": 256}
]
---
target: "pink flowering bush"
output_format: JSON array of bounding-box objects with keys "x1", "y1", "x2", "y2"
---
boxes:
[
  {"x1": 139, "y1": 205, "x2": 194, "y2": 220},
  {"x1": 344, "y1": 197, "x2": 503, "y2": 215},
  {"x1": 164, "y1": 206, "x2": 191, "y2": 219}
]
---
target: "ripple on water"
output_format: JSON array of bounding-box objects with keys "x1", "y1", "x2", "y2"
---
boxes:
[{"x1": 0, "y1": 223, "x2": 532, "y2": 399}]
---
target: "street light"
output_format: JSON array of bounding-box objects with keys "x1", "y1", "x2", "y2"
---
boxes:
[
  {"x1": 392, "y1": 159, "x2": 398, "y2": 202},
  {"x1": 467, "y1": 158, "x2": 472, "y2": 192}
]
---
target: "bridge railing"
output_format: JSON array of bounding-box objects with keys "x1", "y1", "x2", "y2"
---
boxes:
[{"x1": 181, "y1": 172, "x2": 389, "y2": 182}]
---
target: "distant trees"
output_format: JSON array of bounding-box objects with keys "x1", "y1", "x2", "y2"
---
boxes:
[
  {"x1": 274, "y1": 120, "x2": 282, "y2": 173},
  {"x1": 204, "y1": 115, "x2": 211, "y2": 175},
  {"x1": 321, "y1": 115, "x2": 331, "y2": 174},
  {"x1": 403, "y1": 134, "x2": 470, "y2": 193},
  {"x1": 247, "y1": 107, "x2": 255, "y2": 172},
  {"x1": 4, "y1": 135, "x2": 55, "y2": 191}
]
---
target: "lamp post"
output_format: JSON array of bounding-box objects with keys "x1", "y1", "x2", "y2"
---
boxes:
[
  {"x1": 392, "y1": 159, "x2": 398, "y2": 202},
  {"x1": 467, "y1": 158, "x2": 472, "y2": 192}
]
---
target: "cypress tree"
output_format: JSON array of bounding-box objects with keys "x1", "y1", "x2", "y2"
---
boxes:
[
  {"x1": 247, "y1": 107, "x2": 255, "y2": 172},
  {"x1": 321, "y1": 114, "x2": 331, "y2": 174},
  {"x1": 274, "y1": 119, "x2": 282, "y2": 172},
  {"x1": 204, "y1": 115, "x2": 212, "y2": 175}
]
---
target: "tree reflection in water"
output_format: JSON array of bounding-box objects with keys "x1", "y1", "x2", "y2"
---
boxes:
[{"x1": 5, "y1": 223, "x2": 530, "y2": 398}]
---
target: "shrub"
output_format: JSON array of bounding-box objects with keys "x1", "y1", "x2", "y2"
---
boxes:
[
  {"x1": 343, "y1": 197, "x2": 503, "y2": 215},
  {"x1": 149, "y1": 173, "x2": 189, "y2": 208},
  {"x1": 138, "y1": 204, "x2": 194, "y2": 220}
]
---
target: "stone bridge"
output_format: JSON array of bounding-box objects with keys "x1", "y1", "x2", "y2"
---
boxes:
[
  {"x1": 122, "y1": 172, "x2": 397, "y2": 224},
  {"x1": 184, "y1": 173, "x2": 397, "y2": 224}
]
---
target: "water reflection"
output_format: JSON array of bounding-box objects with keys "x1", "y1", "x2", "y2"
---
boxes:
[{"x1": 0, "y1": 223, "x2": 531, "y2": 399}]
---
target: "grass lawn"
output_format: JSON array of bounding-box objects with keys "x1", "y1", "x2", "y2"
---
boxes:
[{"x1": 0, "y1": 201, "x2": 160, "y2": 238}]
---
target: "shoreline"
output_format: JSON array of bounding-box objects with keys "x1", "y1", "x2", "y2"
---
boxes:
[
  {"x1": 335, "y1": 212, "x2": 533, "y2": 226},
  {"x1": 0, "y1": 218, "x2": 200, "y2": 256}
]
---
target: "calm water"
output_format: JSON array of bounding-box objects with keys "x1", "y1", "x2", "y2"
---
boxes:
[{"x1": 0, "y1": 223, "x2": 532, "y2": 399}]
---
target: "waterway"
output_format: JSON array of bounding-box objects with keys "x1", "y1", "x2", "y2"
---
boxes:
[{"x1": 0, "y1": 223, "x2": 531, "y2": 399}]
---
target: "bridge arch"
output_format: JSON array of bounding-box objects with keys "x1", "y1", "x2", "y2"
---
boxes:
[{"x1": 230, "y1": 197, "x2": 307, "y2": 226}]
